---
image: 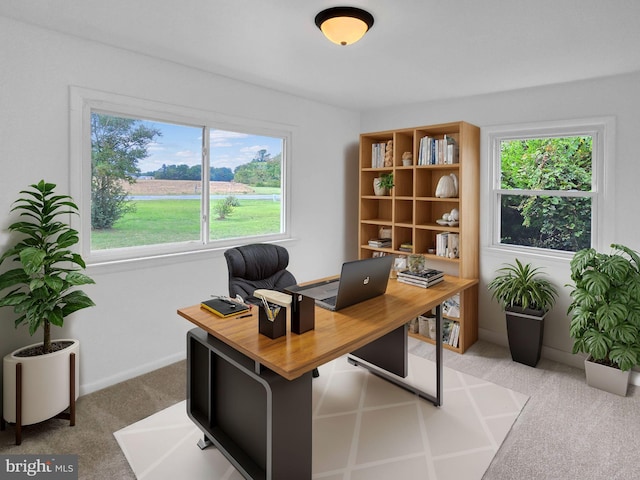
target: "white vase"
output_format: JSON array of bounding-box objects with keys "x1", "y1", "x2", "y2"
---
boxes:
[
  {"x1": 373, "y1": 178, "x2": 387, "y2": 196},
  {"x1": 3, "y1": 339, "x2": 80, "y2": 425}
]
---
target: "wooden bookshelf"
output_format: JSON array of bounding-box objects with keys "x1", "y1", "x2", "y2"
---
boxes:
[{"x1": 358, "y1": 121, "x2": 480, "y2": 353}]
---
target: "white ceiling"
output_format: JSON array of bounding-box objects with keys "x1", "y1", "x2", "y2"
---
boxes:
[{"x1": 3, "y1": 0, "x2": 640, "y2": 110}]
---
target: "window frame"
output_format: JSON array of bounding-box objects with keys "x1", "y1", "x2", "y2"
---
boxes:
[
  {"x1": 485, "y1": 117, "x2": 615, "y2": 259},
  {"x1": 70, "y1": 86, "x2": 292, "y2": 266}
]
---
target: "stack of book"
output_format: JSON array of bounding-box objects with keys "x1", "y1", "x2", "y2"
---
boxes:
[
  {"x1": 397, "y1": 268, "x2": 444, "y2": 288},
  {"x1": 368, "y1": 238, "x2": 392, "y2": 248},
  {"x1": 398, "y1": 242, "x2": 413, "y2": 253}
]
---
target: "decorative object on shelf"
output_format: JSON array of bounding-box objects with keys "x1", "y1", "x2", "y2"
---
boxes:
[
  {"x1": 567, "y1": 244, "x2": 640, "y2": 396},
  {"x1": 488, "y1": 259, "x2": 558, "y2": 367},
  {"x1": 435, "y1": 173, "x2": 459, "y2": 198},
  {"x1": 402, "y1": 151, "x2": 413, "y2": 166},
  {"x1": 314, "y1": 6, "x2": 374, "y2": 46},
  {"x1": 407, "y1": 254, "x2": 426, "y2": 274},
  {"x1": 373, "y1": 173, "x2": 394, "y2": 196},
  {"x1": 0, "y1": 180, "x2": 96, "y2": 444},
  {"x1": 437, "y1": 208, "x2": 460, "y2": 226},
  {"x1": 378, "y1": 226, "x2": 392, "y2": 239},
  {"x1": 384, "y1": 140, "x2": 393, "y2": 167}
]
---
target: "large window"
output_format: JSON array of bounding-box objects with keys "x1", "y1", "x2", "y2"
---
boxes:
[
  {"x1": 71, "y1": 88, "x2": 290, "y2": 264},
  {"x1": 488, "y1": 118, "x2": 613, "y2": 255}
]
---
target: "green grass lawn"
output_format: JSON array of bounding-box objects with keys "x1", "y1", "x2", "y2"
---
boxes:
[{"x1": 91, "y1": 198, "x2": 282, "y2": 249}]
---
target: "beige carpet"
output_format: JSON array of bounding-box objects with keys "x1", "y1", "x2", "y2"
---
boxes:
[{"x1": 114, "y1": 354, "x2": 528, "y2": 480}]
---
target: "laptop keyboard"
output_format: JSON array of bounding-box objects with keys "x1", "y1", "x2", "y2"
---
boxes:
[{"x1": 321, "y1": 296, "x2": 337, "y2": 306}]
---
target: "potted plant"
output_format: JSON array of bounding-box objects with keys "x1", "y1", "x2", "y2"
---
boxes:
[
  {"x1": 488, "y1": 259, "x2": 558, "y2": 367},
  {"x1": 567, "y1": 243, "x2": 640, "y2": 396},
  {"x1": 373, "y1": 173, "x2": 394, "y2": 196},
  {"x1": 0, "y1": 180, "x2": 95, "y2": 442}
]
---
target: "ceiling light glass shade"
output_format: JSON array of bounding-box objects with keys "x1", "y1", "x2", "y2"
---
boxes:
[{"x1": 315, "y1": 7, "x2": 374, "y2": 46}]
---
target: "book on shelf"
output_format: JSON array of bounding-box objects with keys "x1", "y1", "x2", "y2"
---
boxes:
[
  {"x1": 436, "y1": 232, "x2": 459, "y2": 258},
  {"x1": 443, "y1": 294, "x2": 460, "y2": 318},
  {"x1": 368, "y1": 237, "x2": 392, "y2": 248},
  {"x1": 201, "y1": 297, "x2": 250, "y2": 318},
  {"x1": 371, "y1": 142, "x2": 387, "y2": 168},
  {"x1": 442, "y1": 319, "x2": 460, "y2": 347},
  {"x1": 398, "y1": 242, "x2": 413, "y2": 252},
  {"x1": 417, "y1": 135, "x2": 459, "y2": 165}
]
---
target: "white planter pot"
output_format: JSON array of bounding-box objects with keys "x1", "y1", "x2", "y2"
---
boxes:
[
  {"x1": 3, "y1": 339, "x2": 80, "y2": 425},
  {"x1": 584, "y1": 356, "x2": 630, "y2": 397},
  {"x1": 373, "y1": 178, "x2": 387, "y2": 196}
]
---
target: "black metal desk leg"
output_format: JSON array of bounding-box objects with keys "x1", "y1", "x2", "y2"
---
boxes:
[{"x1": 435, "y1": 303, "x2": 443, "y2": 407}]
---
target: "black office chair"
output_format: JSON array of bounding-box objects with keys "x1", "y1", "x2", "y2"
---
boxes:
[
  {"x1": 224, "y1": 243, "x2": 297, "y2": 305},
  {"x1": 224, "y1": 243, "x2": 319, "y2": 377}
]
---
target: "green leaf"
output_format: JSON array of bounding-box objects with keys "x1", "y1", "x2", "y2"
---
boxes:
[
  {"x1": 610, "y1": 323, "x2": 639, "y2": 344},
  {"x1": 65, "y1": 272, "x2": 95, "y2": 286},
  {"x1": 44, "y1": 275, "x2": 64, "y2": 293},
  {"x1": 584, "y1": 329, "x2": 612, "y2": 360},
  {"x1": 0, "y1": 268, "x2": 30, "y2": 291},
  {"x1": 48, "y1": 308, "x2": 64, "y2": 327},
  {"x1": 609, "y1": 344, "x2": 638, "y2": 371},
  {"x1": 581, "y1": 270, "x2": 610, "y2": 296},
  {"x1": 0, "y1": 290, "x2": 28, "y2": 307},
  {"x1": 19, "y1": 247, "x2": 46, "y2": 275},
  {"x1": 595, "y1": 302, "x2": 627, "y2": 330},
  {"x1": 61, "y1": 290, "x2": 96, "y2": 316},
  {"x1": 56, "y1": 229, "x2": 79, "y2": 249},
  {"x1": 570, "y1": 248, "x2": 596, "y2": 279}
]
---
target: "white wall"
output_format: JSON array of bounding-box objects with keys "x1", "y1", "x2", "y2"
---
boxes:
[
  {"x1": 361, "y1": 72, "x2": 640, "y2": 375},
  {"x1": 0, "y1": 16, "x2": 361, "y2": 396}
]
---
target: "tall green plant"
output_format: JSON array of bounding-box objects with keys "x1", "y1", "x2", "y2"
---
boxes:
[
  {"x1": 0, "y1": 180, "x2": 95, "y2": 354},
  {"x1": 568, "y1": 244, "x2": 640, "y2": 371},
  {"x1": 488, "y1": 258, "x2": 558, "y2": 312}
]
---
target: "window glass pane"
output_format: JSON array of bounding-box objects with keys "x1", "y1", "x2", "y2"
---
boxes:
[
  {"x1": 500, "y1": 194, "x2": 592, "y2": 252},
  {"x1": 91, "y1": 113, "x2": 203, "y2": 250},
  {"x1": 208, "y1": 129, "x2": 283, "y2": 240},
  {"x1": 500, "y1": 136, "x2": 592, "y2": 191}
]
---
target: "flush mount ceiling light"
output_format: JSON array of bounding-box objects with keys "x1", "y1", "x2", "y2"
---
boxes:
[{"x1": 315, "y1": 7, "x2": 374, "y2": 46}]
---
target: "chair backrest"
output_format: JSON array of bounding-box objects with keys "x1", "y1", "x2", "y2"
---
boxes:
[{"x1": 224, "y1": 244, "x2": 297, "y2": 302}]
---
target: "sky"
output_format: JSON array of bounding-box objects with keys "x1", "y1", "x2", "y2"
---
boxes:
[{"x1": 139, "y1": 119, "x2": 283, "y2": 173}]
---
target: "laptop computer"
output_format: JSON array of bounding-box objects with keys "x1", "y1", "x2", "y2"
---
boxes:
[{"x1": 286, "y1": 255, "x2": 394, "y2": 311}]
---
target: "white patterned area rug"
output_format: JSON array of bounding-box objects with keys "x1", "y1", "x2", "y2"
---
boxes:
[{"x1": 114, "y1": 354, "x2": 528, "y2": 480}]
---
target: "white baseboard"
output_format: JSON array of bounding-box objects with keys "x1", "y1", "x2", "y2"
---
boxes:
[
  {"x1": 79, "y1": 332, "x2": 640, "y2": 396},
  {"x1": 478, "y1": 328, "x2": 640, "y2": 387},
  {"x1": 79, "y1": 351, "x2": 186, "y2": 396}
]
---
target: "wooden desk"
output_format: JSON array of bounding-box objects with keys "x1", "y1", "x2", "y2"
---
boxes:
[{"x1": 179, "y1": 275, "x2": 477, "y2": 480}]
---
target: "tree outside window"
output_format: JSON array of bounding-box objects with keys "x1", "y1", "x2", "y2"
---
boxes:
[
  {"x1": 89, "y1": 113, "x2": 285, "y2": 253},
  {"x1": 496, "y1": 136, "x2": 594, "y2": 253}
]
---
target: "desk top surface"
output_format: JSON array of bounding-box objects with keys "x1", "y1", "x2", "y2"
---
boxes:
[{"x1": 178, "y1": 275, "x2": 477, "y2": 380}]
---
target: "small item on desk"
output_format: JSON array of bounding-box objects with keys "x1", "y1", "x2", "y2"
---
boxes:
[
  {"x1": 287, "y1": 292, "x2": 315, "y2": 334},
  {"x1": 201, "y1": 297, "x2": 250, "y2": 317},
  {"x1": 258, "y1": 295, "x2": 281, "y2": 322},
  {"x1": 258, "y1": 300, "x2": 286, "y2": 339},
  {"x1": 255, "y1": 288, "x2": 292, "y2": 325}
]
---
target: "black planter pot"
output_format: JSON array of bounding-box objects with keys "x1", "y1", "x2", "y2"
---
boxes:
[{"x1": 505, "y1": 307, "x2": 546, "y2": 367}]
